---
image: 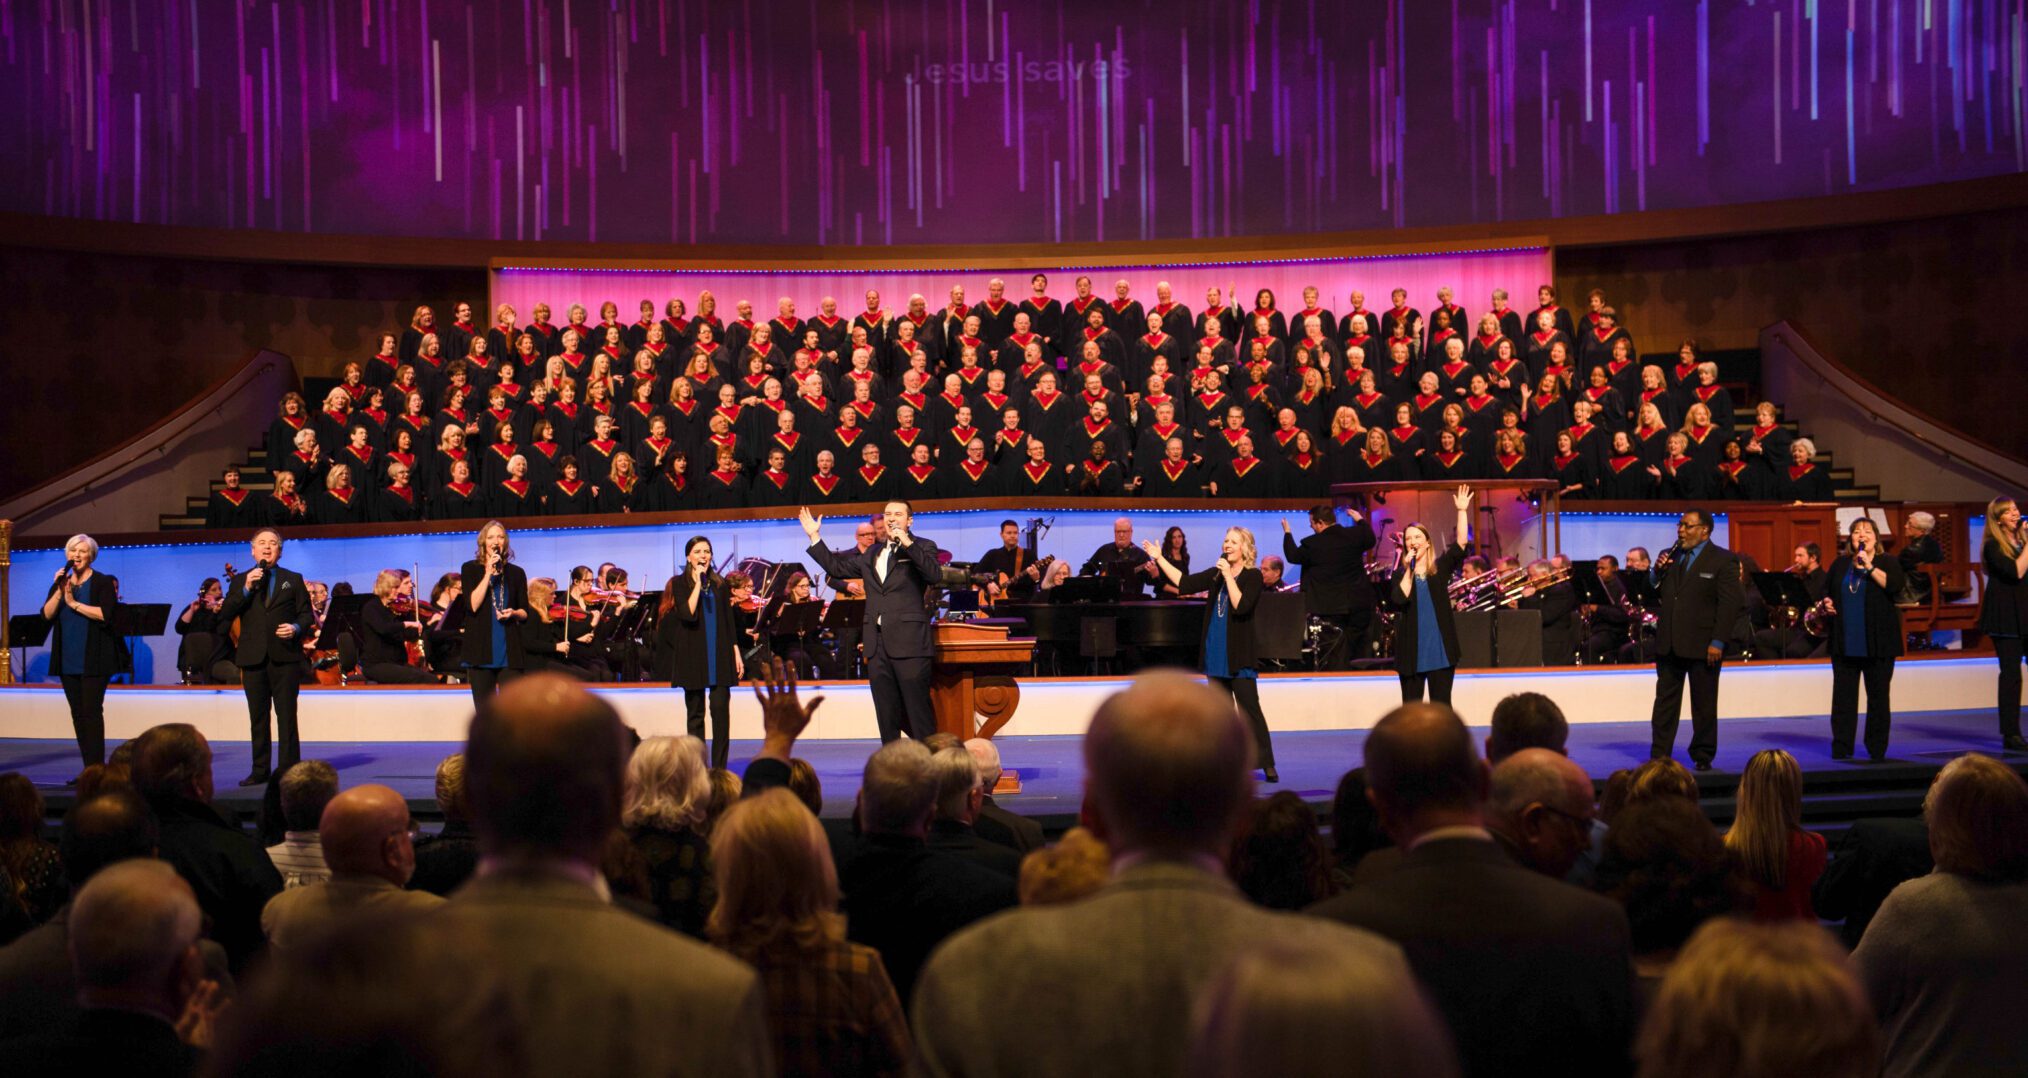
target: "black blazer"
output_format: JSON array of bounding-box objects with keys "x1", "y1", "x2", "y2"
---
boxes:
[
  {"x1": 42, "y1": 573, "x2": 125, "y2": 677},
  {"x1": 1980, "y1": 536, "x2": 2028, "y2": 636},
  {"x1": 216, "y1": 564, "x2": 316, "y2": 668},
  {"x1": 1176, "y1": 565, "x2": 1264, "y2": 672},
  {"x1": 1281, "y1": 519, "x2": 1376, "y2": 617},
  {"x1": 805, "y1": 536, "x2": 943, "y2": 660},
  {"x1": 1651, "y1": 542, "x2": 1744, "y2": 660},
  {"x1": 1379, "y1": 543, "x2": 1468, "y2": 673},
  {"x1": 1823, "y1": 554, "x2": 1907, "y2": 659},
  {"x1": 458, "y1": 559, "x2": 530, "y2": 669},
  {"x1": 1308, "y1": 838, "x2": 1637, "y2": 1078},
  {"x1": 359, "y1": 601, "x2": 423, "y2": 667},
  {"x1": 657, "y1": 572, "x2": 741, "y2": 690}
]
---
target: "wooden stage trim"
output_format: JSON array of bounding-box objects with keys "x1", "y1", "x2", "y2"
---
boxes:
[{"x1": 0, "y1": 655, "x2": 1995, "y2": 745}]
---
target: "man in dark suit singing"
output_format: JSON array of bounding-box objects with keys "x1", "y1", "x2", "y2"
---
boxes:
[
  {"x1": 216, "y1": 528, "x2": 317, "y2": 787},
  {"x1": 802, "y1": 500, "x2": 941, "y2": 742},
  {"x1": 1648, "y1": 508, "x2": 1744, "y2": 771},
  {"x1": 1282, "y1": 503, "x2": 1377, "y2": 668}
]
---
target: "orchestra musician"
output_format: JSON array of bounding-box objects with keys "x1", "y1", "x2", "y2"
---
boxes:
[
  {"x1": 1141, "y1": 526, "x2": 1280, "y2": 783},
  {"x1": 762, "y1": 572, "x2": 825, "y2": 678},
  {"x1": 174, "y1": 576, "x2": 229, "y2": 685},
  {"x1": 1823, "y1": 518, "x2": 1906, "y2": 761},
  {"x1": 1081, "y1": 518, "x2": 1159, "y2": 599},
  {"x1": 1516, "y1": 561, "x2": 1578, "y2": 665},
  {"x1": 361, "y1": 569, "x2": 437, "y2": 684},
  {"x1": 801, "y1": 501, "x2": 942, "y2": 743},
  {"x1": 459, "y1": 520, "x2": 531, "y2": 705},
  {"x1": 1647, "y1": 509, "x2": 1744, "y2": 771},
  {"x1": 1258, "y1": 557, "x2": 1291, "y2": 591},
  {"x1": 41, "y1": 535, "x2": 123, "y2": 774},
  {"x1": 658, "y1": 536, "x2": 745, "y2": 770},
  {"x1": 1979, "y1": 497, "x2": 2028, "y2": 752},
  {"x1": 216, "y1": 529, "x2": 316, "y2": 786},
  {"x1": 976, "y1": 520, "x2": 1041, "y2": 604},
  {"x1": 1379, "y1": 486, "x2": 1476, "y2": 704},
  {"x1": 1281, "y1": 504, "x2": 1377, "y2": 670}
]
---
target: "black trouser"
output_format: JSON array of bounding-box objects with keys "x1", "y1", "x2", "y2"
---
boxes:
[
  {"x1": 866, "y1": 624, "x2": 937, "y2": 743},
  {"x1": 1398, "y1": 666, "x2": 1456, "y2": 704},
  {"x1": 1651, "y1": 652, "x2": 1722, "y2": 765},
  {"x1": 466, "y1": 666, "x2": 520, "y2": 709},
  {"x1": 242, "y1": 660, "x2": 302, "y2": 778},
  {"x1": 1830, "y1": 655, "x2": 1895, "y2": 758},
  {"x1": 686, "y1": 685, "x2": 732, "y2": 770},
  {"x1": 1995, "y1": 637, "x2": 2026, "y2": 739},
  {"x1": 1316, "y1": 608, "x2": 1372, "y2": 670},
  {"x1": 363, "y1": 661, "x2": 437, "y2": 685},
  {"x1": 1210, "y1": 675, "x2": 1276, "y2": 768},
  {"x1": 59, "y1": 674, "x2": 109, "y2": 769}
]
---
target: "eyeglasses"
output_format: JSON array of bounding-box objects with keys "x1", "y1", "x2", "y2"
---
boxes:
[{"x1": 1536, "y1": 803, "x2": 1596, "y2": 833}]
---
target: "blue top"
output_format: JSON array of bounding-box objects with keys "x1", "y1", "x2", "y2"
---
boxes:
[
  {"x1": 702, "y1": 586, "x2": 721, "y2": 687},
  {"x1": 472, "y1": 582, "x2": 509, "y2": 670},
  {"x1": 1412, "y1": 576, "x2": 1450, "y2": 673},
  {"x1": 57, "y1": 597, "x2": 89, "y2": 677},
  {"x1": 1842, "y1": 568, "x2": 1869, "y2": 658},
  {"x1": 1203, "y1": 585, "x2": 1254, "y2": 680}
]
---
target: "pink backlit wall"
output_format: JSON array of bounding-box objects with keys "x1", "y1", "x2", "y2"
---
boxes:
[{"x1": 490, "y1": 247, "x2": 1552, "y2": 335}]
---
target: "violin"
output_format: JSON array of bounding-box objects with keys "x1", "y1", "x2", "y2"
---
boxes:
[
  {"x1": 387, "y1": 595, "x2": 438, "y2": 616},
  {"x1": 547, "y1": 603, "x2": 595, "y2": 621}
]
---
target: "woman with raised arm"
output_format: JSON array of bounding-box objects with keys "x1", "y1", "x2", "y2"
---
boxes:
[
  {"x1": 1142, "y1": 527, "x2": 1278, "y2": 783},
  {"x1": 658, "y1": 535, "x2": 745, "y2": 770},
  {"x1": 1379, "y1": 485, "x2": 1475, "y2": 704}
]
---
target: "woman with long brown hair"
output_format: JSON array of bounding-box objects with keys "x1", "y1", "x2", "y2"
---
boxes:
[
  {"x1": 658, "y1": 535, "x2": 744, "y2": 770},
  {"x1": 1723, "y1": 749, "x2": 1825, "y2": 922},
  {"x1": 1981, "y1": 496, "x2": 2028, "y2": 751},
  {"x1": 1379, "y1": 486, "x2": 1476, "y2": 704}
]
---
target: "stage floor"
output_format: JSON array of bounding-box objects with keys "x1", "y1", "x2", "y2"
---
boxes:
[{"x1": 7, "y1": 708, "x2": 2019, "y2": 828}]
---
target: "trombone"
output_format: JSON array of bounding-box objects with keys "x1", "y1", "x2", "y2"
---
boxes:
[{"x1": 1460, "y1": 565, "x2": 1572, "y2": 612}]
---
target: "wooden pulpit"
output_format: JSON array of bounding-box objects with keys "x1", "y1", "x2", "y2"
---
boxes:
[{"x1": 929, "y1": 620, "x2": 1035, "y2": 742}]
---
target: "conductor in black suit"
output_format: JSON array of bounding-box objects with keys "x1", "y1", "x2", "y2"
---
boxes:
[
  {"x1": 1648, "y1": 509, "x2": 1743, "y2": 771},
  {"x1": 216, "y1": 529, "x2": 316, "y2": 786},
  {"x1": 802, "y1": 500, "x2": 941, "y2": 742},
  {"x1": 1281, "y1": 504, "x2": 1376, "y2": 669}
]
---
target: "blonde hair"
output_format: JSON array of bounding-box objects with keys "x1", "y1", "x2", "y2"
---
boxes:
[
  {"x1": 1725, "y1": 750, "x2": 1804, "y2": 890},
  {"x1": 706, "y1": 788, "x2": 843, "y2": 961},
  {"x1": 473, "y1": 521, "x2": 514, "y2": 562},
  {"x1": 1225, "y1": 527, "x2": 1259, "y2": 569},
  {"x1": 371, "y1": 569, "x2": 405, "y2": 599},
  {"x1": 526, "y1": 577, "x2": 557, "y2": 619},
  {"x1": 1635, "y1": 919, "x2": 1878, "y2": 1078},
  {"x1": 622, "y1": 736, "x2": 711, "y2": 832},
  {"x1": 1983, "y1": 497, "x2": 2020, "y2": 558},
  {"x1": 1017, "y1": 827, "x2": 1112, "y2": 906},
  {"x1": 1679, "y1": 402, "x2": 1712, "y2": 433}
]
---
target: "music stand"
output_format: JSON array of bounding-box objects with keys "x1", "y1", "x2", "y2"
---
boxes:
[
  {"x1": 1752, "y1": 572, "x2": 1817, "y2": 656},
  {"x1": 7, "y1": 615, "x2": 49, "y2": 683},
  {"x1": 768, "y1": 601, "x2": 824, "y2": 637},
  {"x1": 1619, "y1": 573, "x2": 1659, "y2": 609},
  {"x1": 820, "y1": 598, "x2": 866, "y2": 634},
  {"x1": 110, "y1": 604, "x2": 170, "y2": 684},
  {"x1": 1568, "y1": 561, "x2": 1612, "y2": 606},
  {"x1": 1051, "y1": 575, "x2": 1121, "y2": 604}
]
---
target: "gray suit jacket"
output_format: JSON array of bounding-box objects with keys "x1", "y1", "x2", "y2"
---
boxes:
[
  {"x1": 912, "y1": 860, "x2": 1405, "y2": 1078},
  {"x1": 441, "y1": 869, "x2": 772, "y2": 1077}
]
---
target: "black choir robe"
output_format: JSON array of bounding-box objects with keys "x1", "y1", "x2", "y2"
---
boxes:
[
  {"x1": 1005, "y1": 457, "x2": 1068, "y2": 497},
  {"x1": 897, "y1": 464, "x2": 944, "y2": 501},
  {"x1": 942, "y1": 458, "x2": 1002, "y2": 497},
  {"x1": 1213, "y1": 454, "x2": 1276, "y2": 498},
  {"x1": 546, "y1": 478, "x2": 595, "y2": 516},
  {"x1": 374, "y1": 484, "x2": 424, "y2": 523},
  {"x1": 1072, "y1": 459, "x2": 1128, "y2": 498},
  {"x1": 801, "y1": 470, "x2": 851, "y2": 506},
  {"x1": 1597, "y1": 455, "x2": 1654, "y2": 500},
  {"x1": 489, "y1": 479, "x2": 539, "y2": 518},
  {"x1": 205, "y1": 487, "x2": 260, "y2": 529},
  {"x1": 314, "y1": 486, "x2": 369, "y2": 525},
  {"x1": 748, "y1": 468, "x2": 797, "y2": 507},
  {"x1": 1137, "y1": 455, "x2": 1209, "y2": 498},
  {"x1": 596, "y1": 474, "x2": 647, "y2": 514},
  {"x1": 431, "y1": 482, "x2": 485, "y2": 520}
]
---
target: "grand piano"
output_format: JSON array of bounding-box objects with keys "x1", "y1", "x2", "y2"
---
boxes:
[{"x1": 994, "y1": 600, "x2": 1206, "y2": 674}]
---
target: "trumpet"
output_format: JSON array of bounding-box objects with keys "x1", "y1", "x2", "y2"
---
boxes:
[{"x1": 1462, "y1": 565, "x2": 1572, "y2": 612}]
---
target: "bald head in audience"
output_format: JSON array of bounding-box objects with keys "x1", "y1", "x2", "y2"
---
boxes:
[
  {"x1": 1084, "y1": 670, "x2": 1254, "y2": 859},
  {"x1": 464, "y1": 673, "x2": 631, "y2": 865},
  {"x1": 319, "y1": 784, "x2": 417, "y2": 886},
  {"x1": 68, "y1": 860, "x2": 205, "y2": 1021},
  {"x1": 1488, "y1": 749, "x2": 1597, "y2": 878},
  {"x1": 1362, "y1": 703, "x2": 1489, "y2": 846}
]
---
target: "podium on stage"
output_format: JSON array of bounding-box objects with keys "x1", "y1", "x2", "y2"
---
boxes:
[{"x1": 929, "y1": 621, "x2": 1035, "y2": 741}]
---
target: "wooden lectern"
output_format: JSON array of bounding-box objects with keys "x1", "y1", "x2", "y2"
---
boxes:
[{"x1": 929, "y1": 620, "x2": 1035, "y2": 741}]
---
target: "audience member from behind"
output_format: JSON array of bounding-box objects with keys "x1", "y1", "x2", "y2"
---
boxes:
[
  {"x1": 1812, "y1": 813, "x2": 1932, "y2": 948},
  {"x1": 1486, "y1": 749, "x2": 1598, "y2": 879},
  {"x1": 1591, "y1": 796, "x2": 1750, "y2": 1000},
  {"x1": 703, "y1": 768, "x2": 743, "y2": 834},
  {"x1": 1635, "y1": 919, "x2": 1878, "y2": 1078},
  {"x1": 260, "y1": 784, "x2": 443, "y2": 950},
  {"x1": 1309, "y1": 702, "x2": 1637, "y2": 1077},
  {"x1": 1725, "y1": 749, "x2": 1825, "y2": 921},
  {"x1": 1485, "y1": 691, "x2": 1569, "y2": 762},
  {"x1": 1017, "y1": 827, "x2": 1112, "y2": 906},
  {"x1": 0, "y1": 860, "x2": 210, "y2": 1075},
  {"x1": 129, "y1": 723, "x2": 284, "y2": 972},
  {"x1": 0, "y1": 773, "x2": 65, "y2": 931},
  {"x1": 926, "y1": 746, "x2": 1023, "y2": 877},
  {"x1": 266, "y1": 760, "x2": 339, "y2": 889},
  {"x1": 1329, "y1": 767, "x2": 1392, "y2": 886},
  {"x1": 1186, "y1": 940, "x2": 1458, "y2": 1078},
  {"x1": 621, "y1": 735, "x2": 718, "y2": 938},
  {"x1": 1229, "y1": 790, "x2": 1339, "y2": 909},
  {"x1": 966, "y1": 737, "x2": 1046, "y2": 853},
  {"x1": 915, "y1": 672, "x2": 1406, "y2": 1078},
  {"x1": 709, "y1": 788, "x2": 910, "y2": 1078},
  {"x1": 786, "y1": 758, "x2": 825, "y2": 816},
  {"x1": 1855, "y1": 753, "x2": 2028, "y2": 1077},
  {"x1": 409, "y1": 753, "x2": 480, "y2": 896},
  {"x1": 443, "y1": 674, "x2": 771, "y2": 1076},
  {"x1": 835, "y1": 739, "x2": 1018, "y2": 1006},
  {"x1": 1623, "y1": 757, "x2": 1700, "y2": 805}
]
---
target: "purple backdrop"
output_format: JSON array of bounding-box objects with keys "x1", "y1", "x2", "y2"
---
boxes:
[{"x1": 3, "y1": 1, "x2": 2021, "y2": 245}]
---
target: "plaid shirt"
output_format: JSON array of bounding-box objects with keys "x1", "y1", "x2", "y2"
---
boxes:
[{"x1": 748, "y1": 939, "x2": 911, "y2": 1078}]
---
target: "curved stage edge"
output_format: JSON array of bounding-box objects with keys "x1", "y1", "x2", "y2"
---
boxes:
[{"x1": 0, "y1": 655, "x2": 1996, "y2": 745}]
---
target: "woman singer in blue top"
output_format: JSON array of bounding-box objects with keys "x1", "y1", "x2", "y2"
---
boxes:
[
  {"x1": 660, "y1": 535, "x2": 744, "y2": 770},
  {"x1": 1380, "y1": 485, "x2": 1477, "y2": 704},
  {"x1": 1145, "y1": 526, "x2": 1279, "y2": 783}
]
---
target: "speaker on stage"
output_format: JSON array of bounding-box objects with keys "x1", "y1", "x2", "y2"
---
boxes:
[
  {"x1": 1455, "y1": 611, "x2": 1493, "y2": 668},
  {"x1": 1496, "y1": 609, "x2": 1543, "y2": 667}
]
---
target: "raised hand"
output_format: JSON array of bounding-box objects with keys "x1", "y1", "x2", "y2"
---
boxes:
[
  {"x1": 1452, "y1": 484, "x2": 1475, "y2": 510},
  {"x1": 751, "y1": 656, "x2": 824, "y2": 748},
  {"x1": 1280, "y1": 518, "x2": 1291, "y2": 534},
  {"x1": 1140, "y1": 539, "x2": 1162, "y2": 559},
  {"x1": 798, "y1": 507, "x2": 823, "y2": 541}
]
